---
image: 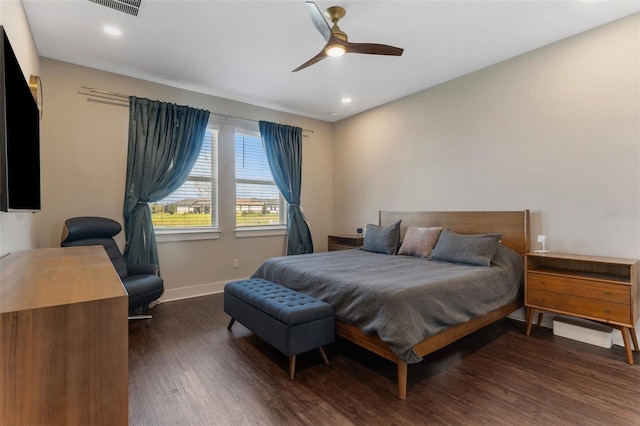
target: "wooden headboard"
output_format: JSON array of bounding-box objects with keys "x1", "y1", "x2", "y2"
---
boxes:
[{"x1": 379, "y1": 210, "x2": 530, "y2": 260}]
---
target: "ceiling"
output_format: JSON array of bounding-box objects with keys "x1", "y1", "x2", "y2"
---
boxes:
[{"x1": 22, "y1": 0, "x2": 640, "y2": 122}]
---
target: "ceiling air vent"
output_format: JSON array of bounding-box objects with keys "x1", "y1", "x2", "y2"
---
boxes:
[{"x1": 89, "y1": 0, "x2": 142, "y2": 17}]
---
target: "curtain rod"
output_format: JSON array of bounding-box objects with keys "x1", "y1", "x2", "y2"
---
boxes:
[{"x1": 79, "y1": 86, "x2": 314, "y2": 134}]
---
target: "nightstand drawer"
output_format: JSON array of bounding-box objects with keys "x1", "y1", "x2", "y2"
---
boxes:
[
  {"x1": 527, "y1": 273, "x2": 630, "y2": 304},
  {"x1": 527, "y1": 288, "x2": 631, "y2": 324}
]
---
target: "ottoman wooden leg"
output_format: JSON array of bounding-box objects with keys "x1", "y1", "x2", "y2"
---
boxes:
[
  {"x1": 319, "y1": 347, "x2": 330, "y2": 366},
  {"x1": 289, "y1": 355, "x2": 296, "y2": 380},
  {"x1": 227, "y1": 318, "x2": 235, "y2": 330}
]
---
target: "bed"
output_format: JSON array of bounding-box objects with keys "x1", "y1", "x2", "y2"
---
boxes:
[{"x1": 252, "y1": 210, "x2": 530, "y2": 399}]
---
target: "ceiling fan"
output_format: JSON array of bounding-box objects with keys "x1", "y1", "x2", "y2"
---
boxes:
[{"x1": 292, "y1": 1, "x2": 404, "y2": 72}]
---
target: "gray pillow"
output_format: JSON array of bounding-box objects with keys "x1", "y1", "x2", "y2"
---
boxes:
[
  {"x1": 362, "y1": 220, "x2": 402, "y2": 255},
  {"x1": 430, "y1": 229, "x2": 502, "y2": 267}
]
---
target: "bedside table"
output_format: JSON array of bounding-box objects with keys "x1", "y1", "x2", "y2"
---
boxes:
[
  {"x1": 328, "y1": 234, "x2": 363, "y2": 251},
  {"x1": 525, "y1": 252, "x2": 639, "y2": 364}
]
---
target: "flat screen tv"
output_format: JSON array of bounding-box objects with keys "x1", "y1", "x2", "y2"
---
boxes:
[{"x1": 0, "y1": 25, "x2": 41, "y2": 212}]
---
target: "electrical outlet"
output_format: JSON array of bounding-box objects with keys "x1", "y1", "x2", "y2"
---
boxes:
[{"x1": 232, "y1": 258, "x2": 239, "y2": 269}]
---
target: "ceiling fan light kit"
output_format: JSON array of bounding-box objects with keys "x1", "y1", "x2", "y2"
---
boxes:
[
  {"x1": 326, "y1": 44, "x2": 345, "y2": 57},
  {"x1": 293, "y1": 1, "x2": 404, "y2": 72}
]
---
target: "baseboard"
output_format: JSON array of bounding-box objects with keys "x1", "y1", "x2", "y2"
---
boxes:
[
  {"x1": 156, "y1": 292, "x2": 640, "y2": 348},
  {"x1": 157, "y1": 278, "x2": 249, "y2": 303},
  {"x1": 553, "y1": 317, "x2": 613, "y2": 348},
  {"x1": 509, "y1": 307, "x2": 638, "y2": 348}
]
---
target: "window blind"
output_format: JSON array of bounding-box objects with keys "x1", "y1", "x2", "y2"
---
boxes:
[
  {"x1": 235, "y1": 131, "x2": 285, "y2": 227},
  {"x1": 152, "y1": 128, "x2": 218, "y2": 228}
]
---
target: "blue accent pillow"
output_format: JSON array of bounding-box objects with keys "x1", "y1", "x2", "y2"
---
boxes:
[
  {"x1": 430, "y1": 229, "x2": 502, "y2": 267},
  {"x1": 362, "y1": 220, "x2": 402, "y2": 255}
]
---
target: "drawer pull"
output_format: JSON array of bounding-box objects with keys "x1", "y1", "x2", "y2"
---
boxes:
[
  {"x1": 603, "y1": 291, "x2": 609, "y2": 295},
  {"x1": 604, "y1": 309, "x2": 610, "y2": 313}
]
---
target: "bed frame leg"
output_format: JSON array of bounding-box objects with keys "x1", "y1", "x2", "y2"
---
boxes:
[{"x1": 397, "y1": 360, "x2": 407, "y2": 400}]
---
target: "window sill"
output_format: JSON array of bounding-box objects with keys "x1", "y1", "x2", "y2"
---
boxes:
[
  {"x1": 155, "y1": 228, "x2": 221, "y2": 242},
  {"x1": 235, "y1": 226, "x2": 287, "y2": 238}
]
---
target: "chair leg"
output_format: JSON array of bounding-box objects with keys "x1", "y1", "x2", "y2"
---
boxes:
[
  {"x1": 289, "y1": 355, "x2": 296, "y2": 380},
  {"x1": 129, "y1": 304, "x2": 152, "y2": 320},
  {"x1": 128, "y1": 314, "x2": 152, "y2": 320},
  {"x1": 227, "y1": 318, "x2": 236, "y2": 330}
]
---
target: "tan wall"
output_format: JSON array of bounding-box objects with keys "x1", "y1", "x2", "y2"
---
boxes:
[
  {"x1": 333, "y1": 14, "x2": 640, "y2": 260},
  {"x1": 34, "y1": 59, "x2": 333, "y2": 299},
  {"x1": 0, "y1": 0, "x2": 41, "y2": 257}
]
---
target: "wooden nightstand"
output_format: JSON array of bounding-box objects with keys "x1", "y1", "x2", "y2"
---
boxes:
[
  {"x1": 525, "y1": 252, "x2": 639, "y2": 364},
  {"x1": 328, "y1": 234, "x2": 363, "y2": 251}
]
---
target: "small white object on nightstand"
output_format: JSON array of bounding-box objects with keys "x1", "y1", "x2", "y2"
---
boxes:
[{"x1": 534, "y1": 234, "x2": 550, "y2": 253}]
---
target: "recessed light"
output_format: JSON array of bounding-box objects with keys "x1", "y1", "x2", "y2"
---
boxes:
[
  {"x1": 103, "y1": 26, "x2": 122, "y2": 36},
  {"x1": 341, "y1": 97, "x2": 352, "y2": 104}
]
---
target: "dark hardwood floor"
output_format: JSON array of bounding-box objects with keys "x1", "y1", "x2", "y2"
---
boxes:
[{"x1": 129, "y1": 293, "x2": 640, "y2": 425}]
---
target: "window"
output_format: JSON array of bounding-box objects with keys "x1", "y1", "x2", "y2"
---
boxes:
[
  {"x1": 235, "y1": 130, "x2": 286, "y2": 228},
  {"x1": 151, "y1": 127, "x2": 218, "y2": 231}
]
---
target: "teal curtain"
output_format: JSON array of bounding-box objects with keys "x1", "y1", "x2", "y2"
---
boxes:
[
  {"x1": 123, "y1": 97, "x2": 210, "y2": 265},
  {"x1": 258, "y1": 121, "x2": 313, "y2": 255}
]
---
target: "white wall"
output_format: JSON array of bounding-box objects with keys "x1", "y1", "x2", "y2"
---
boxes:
[
  {"x1": 333, "y1": 14, "x2": 640, "y2": 261},
  {"x1": 332, "y1": 14, "x2": 640, "y2": 346},
  {"x1": 33, "y1": 59, "x2": 333, "y2": 299},
  {"x1": 0, "y1": 0, "x2": 41, "y2": 257}
]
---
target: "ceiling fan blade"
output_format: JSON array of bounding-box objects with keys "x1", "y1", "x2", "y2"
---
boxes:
[
  {"x1": 292, "y1": 48, "x2": 327, "y2": 72},
  {"x1": 305, "y1": 1, "x2": 331, "y2": 43},
  {"x1": 345, "y1": 42, "x2": 404, "y2": 56}
]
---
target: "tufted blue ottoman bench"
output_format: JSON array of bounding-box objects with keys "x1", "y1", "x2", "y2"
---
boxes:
[{"x1": 224, "y1": 278, "x2": 335, "y2": 380}]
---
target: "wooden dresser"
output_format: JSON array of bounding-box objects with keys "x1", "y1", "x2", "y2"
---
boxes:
[
  {"x1": 0, "y1": 246, "x2": 129, "y2": 425},
  {"x1": 525, "y1": 252, "x2": 639, "y2": 364}
]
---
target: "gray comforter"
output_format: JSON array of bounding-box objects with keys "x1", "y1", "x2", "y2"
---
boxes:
[{"x1": 251, "y1": 245, "x2": 523, "y2": 364}]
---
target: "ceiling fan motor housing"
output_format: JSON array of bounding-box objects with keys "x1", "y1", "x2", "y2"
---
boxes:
[{"x1": 325, "y1": 6, "x2": 348, "y2": 41}]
